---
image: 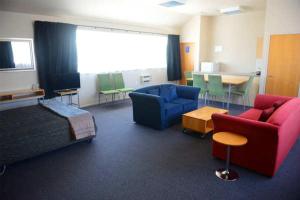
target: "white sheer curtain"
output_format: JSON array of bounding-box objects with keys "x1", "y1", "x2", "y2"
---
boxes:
[{"x1": 76, "y1": 28, "x2": 167, "y2": 73}]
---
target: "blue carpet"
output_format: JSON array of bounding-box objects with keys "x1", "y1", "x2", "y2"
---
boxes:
[{"x1": 0, "y1": 100, "x2": 300, "y2": 200}]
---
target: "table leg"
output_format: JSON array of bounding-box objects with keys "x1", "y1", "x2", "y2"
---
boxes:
[
  {"x1": 77, "y1": 92, "x2": 80, "y2": 108},
  {"x1": 215, "y1": 145, "x2": 239, "y2": 181},
  {"x1": 225, "y1": 146, "x2": 231, "y2": 173},
  {"x1": 227, "y1": 84, "x2": 232, "y2": 109}
]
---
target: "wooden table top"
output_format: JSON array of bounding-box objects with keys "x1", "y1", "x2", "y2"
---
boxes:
[
  {"x1": 0, "y1": 88, "x2": 44, "y2": 96},
  {"x1": 213, "y1": 132, "x2": 248, "y2": 146},
  {"x1": 186, "y1": 75, "x2": 249, "y2": 85},
  {"x1": 55, "y1": 89, "x2": 78, "y2": 96},
  {"x1": 183, "y1": 106, "x2": 228, "y2": 121}
]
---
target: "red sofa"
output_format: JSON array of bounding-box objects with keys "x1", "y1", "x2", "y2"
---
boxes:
[{"x1": 212, "y1": 94, "x2": 300, "y2": 176}]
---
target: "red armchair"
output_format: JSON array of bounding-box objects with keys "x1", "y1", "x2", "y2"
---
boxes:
[{"x1": 212, "y1": 94, "x2": 300, "y2": 177}]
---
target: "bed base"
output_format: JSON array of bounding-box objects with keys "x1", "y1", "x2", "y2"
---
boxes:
[{"x1": 0, "y1": 165, "x2": 6, "y2": 176}]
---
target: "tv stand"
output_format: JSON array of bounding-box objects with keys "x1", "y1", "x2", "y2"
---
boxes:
[{"x1": 54, "y1": 89, "x2": 80, "y2": 107}]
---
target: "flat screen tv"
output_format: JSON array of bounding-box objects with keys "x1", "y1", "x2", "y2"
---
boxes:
[{"x1": 52, "y1": 72, "x2": 81, "y2": 91}]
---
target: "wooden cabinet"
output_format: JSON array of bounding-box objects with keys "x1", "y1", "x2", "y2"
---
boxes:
[{"x1": 266, "y1": 34, "x2": 300, "y2": 96}]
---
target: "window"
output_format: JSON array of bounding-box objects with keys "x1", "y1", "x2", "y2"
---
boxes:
[
  {"x1": 11, "y1": 41, "x2": 32, "y2": 69},
  {"x1": 76, "y1": 28, "x2": 167, "y2": 73}
]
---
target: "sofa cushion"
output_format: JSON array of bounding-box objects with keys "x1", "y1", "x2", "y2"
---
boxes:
[
  {"x1": 164, "y1": 103, "x2": 183, "y2": 119},
  {"x1": 147, "y1": 88, "x2": 160, "y2": 96},
  {"x1": 267, "y1": 98, "x2": 300, "y2": 126},
  {"x1": 273, "y1": 99, "x2": 287, "y2": 109},
  {"x1": 258, "y1": 107, "x2": 275, "y2": 122},
  {"x1": 239, "y1": 108, "x2": 263, "y2": 120},
  {"x1": 160, "y1": 85, "x2": 177, "y2": 102},
  {"x1": 171, "y1": 98, "x2": 197, "y2": 113}
]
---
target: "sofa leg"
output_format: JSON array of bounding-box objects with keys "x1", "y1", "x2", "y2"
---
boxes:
[
  {"x1": 0, "y1": 165, "x2": 6, "y2": 176},
  {"x1": 87, "y1": 138, "x2": 93, "y2": 143}
]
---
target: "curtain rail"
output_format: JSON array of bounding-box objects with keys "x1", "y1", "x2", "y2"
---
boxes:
[{"x1": 77, "y1": 24, "x2": 169, "y2": 36}]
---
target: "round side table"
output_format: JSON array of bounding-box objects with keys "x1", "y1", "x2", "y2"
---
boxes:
[{"x1": 213, "y1": 132, "x2": 248, "y2": 181}]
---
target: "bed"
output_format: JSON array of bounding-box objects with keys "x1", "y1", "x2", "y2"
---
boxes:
[{"x1": 0, "y1": 104, "x2": 96, "y2": 173}]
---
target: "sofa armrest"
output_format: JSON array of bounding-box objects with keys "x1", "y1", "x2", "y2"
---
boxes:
[
  {"x1": 212, "y1": 113, "x2": 279, "y2": 141},
  {"x1": 129, "y1": 92, "x2": 164, "y2": 108},
  {"x1": 129, "y1": 92, "x2": 165, "y2": 129},
  {"x1": 254, "y1": 94, "x2": 293, "y2": 110},
  {"x1": 176, "y1": 85, "x2": 200, "y2": 101}
]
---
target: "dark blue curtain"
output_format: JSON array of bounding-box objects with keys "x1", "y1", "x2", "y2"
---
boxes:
[
  {"x1": 34, "y1": 21, "x2": 78, "y2": 99},
  {"x1": 0, "y1": 41, "x2": 15, "y2": 69},
  {"x1": 167, "y1": 35, "x2": 181, "y2": 81}
]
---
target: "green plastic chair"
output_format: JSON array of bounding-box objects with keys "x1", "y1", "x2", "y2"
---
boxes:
[
  {"x1": 97, "y1": 73, "x2": 119, "y2": 104},
  {"x1": 231, "y1": 75, "x2": 254, "y2": 109},
  {"x1": 193, "y1": 74, "x2": 208, "y2": 104},
  {"x1": 184, "y1": 71, "x2": 193, "y2": 86},
  {"x1": 207, "y1": 75, "x2": 227, "y2": 107},
  {"x1": 112, "y1": 73, "x2": 134, "y2": 99}
]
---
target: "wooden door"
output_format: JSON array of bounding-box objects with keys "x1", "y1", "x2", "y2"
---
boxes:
[
  {"x1": 180, "y1": 43, "x2": 194, "y2": 85},
  {"x1": 265, "y1": 34, "x2": 300, "y2": 96}
]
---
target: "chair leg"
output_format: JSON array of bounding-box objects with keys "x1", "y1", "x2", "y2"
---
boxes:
[
  {"x1": 242, "y1": 95, "x2": 246, "y2": 110},
  {"x1": 247, "y1": 96, "x2": 251, "y2": 107},
  {"x1": 222, "y1": 96, "x2": 225, "y2": 108},
  {"x1": 207, "y1": 94, "x2": 209, "y2": 105},
  {"x1": 204, "y1": 92, "x2": 207, "y2": 105}
]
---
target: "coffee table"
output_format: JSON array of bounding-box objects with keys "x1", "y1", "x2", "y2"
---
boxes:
[
  {"x1": 213, "y1": 132, "x2": 248, "y2": 181},
  {"x1": 182, "y1": 106, "x2": 228, "y2": 137}
]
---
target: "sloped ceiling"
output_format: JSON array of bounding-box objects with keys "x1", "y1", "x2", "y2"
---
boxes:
[{"x1": 0, "y1": 0, "x2": 266, "y2": 28}]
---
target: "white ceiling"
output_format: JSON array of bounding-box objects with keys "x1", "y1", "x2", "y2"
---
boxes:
[{"x1": 0, "y1": 0, "x2": 266, "y2": 28}]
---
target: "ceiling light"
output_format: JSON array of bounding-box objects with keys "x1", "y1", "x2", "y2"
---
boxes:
[
  {"x1": 159, "y1": 0, "x2": 186, "y2": 8},
  {"x1": 220, "y1": 6, "x2": 242, "y2": 15}
]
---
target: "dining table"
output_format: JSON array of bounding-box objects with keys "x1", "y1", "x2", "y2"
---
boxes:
[{"x1": 186, "y1": 75, "x2": 250, "y2": 109}]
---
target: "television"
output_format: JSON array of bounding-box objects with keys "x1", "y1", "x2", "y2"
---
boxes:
[{"x1": 52, "y1": 72, "x2": 81, "y2": 91}]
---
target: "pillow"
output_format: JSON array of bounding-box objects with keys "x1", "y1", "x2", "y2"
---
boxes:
[
  {"x1": 259, "y1": 106, "x2": 275, "y2": 122},
  {"x1": 273, "y1": 99, "x2": 287, "y2": 109},
  {"x1": 258, "y1": 99, "x2": 288, "y2": 122},
  {"x1": 160, "y1": 85, "x2": 177, "y2": 102},
  {"x1": 267, "y1": 98, "x2": 300, "y2": 126},
  {"x1": 147, "y1": 88, "x2": 160, "y2": 96}
]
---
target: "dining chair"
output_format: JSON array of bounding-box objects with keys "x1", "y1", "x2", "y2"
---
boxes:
[
  {"x1": 231, "y1": 75, "x2": 255, "y2": 109},
  {"x1": 207, "y1": 75, "x2": 227, "y2": 107},
  {"x1": 184, "y1": 71, "x2": 193, "y2": 86},
  {"x1": 193, "y1": 74, "x2": 208, "y2": 104},
  {"x1": 112, "y1": 72, "x2": 134, "y2": 99},
  {"x1": 97, "y1": 73, "x2": 119, "y2": 104}
]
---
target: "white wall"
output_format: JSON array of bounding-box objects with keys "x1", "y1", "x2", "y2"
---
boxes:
[
  {"x1": 203, "y1": 11, "x2": 265, "y2": 73},
  {"x1": 259, "y1": 0, "x2": 300, "y2": 94},
  {"x1": 80, "y1": 68, "x2": 167, "y2": 106},
  {"x1": 199, "y1": 16, "x2": 212, "y2": 62},
  {"x1": 0, "y1": 11, "x2": 176, "y2": 107},
  {"x1": 0, "y1": 12, "x2": 39, "y2": 91},
  {"x1": 179, "y1": 16, "x2": 201, "y2": 71}
]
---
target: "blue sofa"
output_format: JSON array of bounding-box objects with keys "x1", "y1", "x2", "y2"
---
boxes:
[{"x1": 129, "y1": 84, "x2": 200, "y2": 130}]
